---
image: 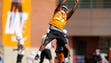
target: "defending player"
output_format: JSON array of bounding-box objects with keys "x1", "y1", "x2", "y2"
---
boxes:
[
  {"x1": 39, "y1": 34, "x2": 53, "y2": 63},
  {"x1": 13, "y1": 34, "x2": 25, "y2": 63},
  {"x1": 27, "y1": 30, "x2": 54, "y2": 63},
  {"x1": 35, "y1": 0, "x2": 79, "y2": 60}
]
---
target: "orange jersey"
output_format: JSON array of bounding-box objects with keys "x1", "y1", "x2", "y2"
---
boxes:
[{"x1": 49, "y1": 11, "x2": 67, "y2": 30}]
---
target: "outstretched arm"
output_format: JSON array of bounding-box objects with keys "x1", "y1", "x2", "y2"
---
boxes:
[
  {"x1": 67, "y1": 0, "x2": 79, "y2": 20},
  {"x1": 54, "y1": 0, "x2": 67, "y2": 13}
]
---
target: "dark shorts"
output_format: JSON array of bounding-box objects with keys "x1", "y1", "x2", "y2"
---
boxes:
[
  {"x1": 55, "y1": 37, "x2": 68, "y2": 58},
  {"x1": 47, "y1": 29, "x2": 67, "y2": 44},
  {"x1": 16, "y1": 54, "x2": 24, "y2": 63},
  {"x1": 55, "y1": 39, "x2": 65, "y2": 52},
  {"x1": 55, "y1": 37, "x2": 68, "y2": 52},
  {"x1": 40, "y1": 49, "x2": 52, "y2": 63},
  {"x1": 41, "y1": 49, "x2": 52, "y2": 60}
]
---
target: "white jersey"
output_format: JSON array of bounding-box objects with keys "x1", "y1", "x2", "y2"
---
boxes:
[
  {"x1": 42, "y1": 35, "x2": 51, "y2": 49},
  {"x1": 16, "y1": 33, "x2": 24, "y2": 55},
  {"x1": 18, "y1": 39, "x2": 24, "y2": 45},
  {"x1": 45, "y1": 42, "x2": 51, "y2": 49},
  {"x1": 18, "y1": 49, "x2": 24, "y2": 55},
  {"x1": 100, "y1": 54, "x2": 109, "y2": 63}
]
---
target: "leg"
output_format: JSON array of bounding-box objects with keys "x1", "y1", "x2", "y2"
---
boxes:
[
  {"x1": 62, "y1": 37, "x2": 71, "y2": 57},
  {"x1": 60, "y1": 37, "x2": 71, "y2": 63},
  {"x1": 9, "y1": 2, "x2": 16, "y2": 28},
  {"x1": 34, "y1": 40, "x2": 50, "y2": 60},
  {"x1": 16, "y1": 54, "x2": 24, "y2": 63},
  {"x1": 39, "y1": 40, "x2": 49, "y2": 51},
  {"x1": 64, "y1": 47, "x2": 68, "y2": 63},
  {"x1": 39, "y1": 50, "x2": 45, "y2": 63},
  {"x1": 45, "y1": 49, "x2": 52, "y2": 63},
  {"x1": 64, "y1": 44, "x2": 71, "y2": 56},
  {"x1": 10, "y1": 2, "x2": 16, "y2": 12},
  {"x1": 35, "y1": 31, "x2": 54, "y2": 60},
  {"x1": 17, "y1": 3, "x2": 23, "y2": 23}
]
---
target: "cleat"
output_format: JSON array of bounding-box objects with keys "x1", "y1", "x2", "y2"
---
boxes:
[{"x1": 34, "y1": 54, "x2": 39, "y2": 60}]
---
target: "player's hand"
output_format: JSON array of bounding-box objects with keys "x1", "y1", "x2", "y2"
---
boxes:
[
  {"x1": 13, "y1": 48, "x2": 19, "y2": 51},
  {"x1": 76, "y1": 0, "x2": 79, "y2": 2},
  {"x1": 75, "y1": 0, "x2": 79, "y2": 4}
]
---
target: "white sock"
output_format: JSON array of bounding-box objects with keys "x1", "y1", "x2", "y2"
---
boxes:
[{"x1": 64, "y1": 57, "x2": 68, "y2": 63}]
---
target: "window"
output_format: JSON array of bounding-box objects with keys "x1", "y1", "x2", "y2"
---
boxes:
[
  {"x1": 99, "y1": 37, "x2": 111, "y2": 53},
  {"x1": 66, "y1": 0, "x2": 111, "y2": 8},
  {"x1": 104, "y1": 0, "x2": 111, "y2": 8}
]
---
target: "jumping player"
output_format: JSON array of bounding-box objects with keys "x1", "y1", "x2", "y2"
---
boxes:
[{"x1": 35, "y1": 0, "x2": 79, "y2": 61}]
